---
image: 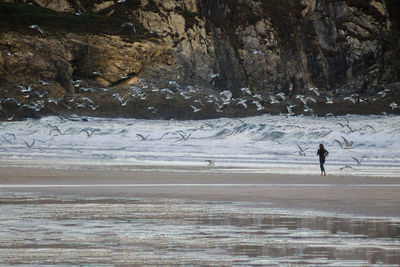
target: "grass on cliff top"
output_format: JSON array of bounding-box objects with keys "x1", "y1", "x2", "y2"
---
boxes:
[{"x1": 0, "y1": 2, "x2": 149, "y2": 41}]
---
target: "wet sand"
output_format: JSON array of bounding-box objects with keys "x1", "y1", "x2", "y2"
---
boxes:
[{"x1": 1, "y1": 166, "x2": 399, "y2": 217}]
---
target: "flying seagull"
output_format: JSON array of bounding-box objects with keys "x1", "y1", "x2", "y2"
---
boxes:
[
  {"x1": 23, "y1": 139, "x2": 35, "y2": 149},
  {"x1": 136, "y1": 134, "x2": 149, "y2": 141},
  {"x1": 190, "y1": 105, "x2": 201, "y2": 113},
  {"x1": 297, "y1": 144, "x2": 308, "y2": 156},
  {"x1": 308, "y1": 87, "x2": 320, "y2": 96},
  {"x1": 29, "y1": 25, "x2": 44, "y2": 34},
  {"x1": 340, "y1": 165, "x2": 354, "y2": 170},
  {"x1": 80, "y1": 128, "x2": 95, "y2": 137},
  {"x1": 341, "y1": 136, "x2": 353, "y2": 149},
  {"x1": 241, "y1": 87, "x2": 252, "y2": 95},
  {"x1": 352, "y1": 157, "x2": 362, "y2": 165},
  {"x1": 334, "y1": 139, "x2": 343, "y2": 149}
]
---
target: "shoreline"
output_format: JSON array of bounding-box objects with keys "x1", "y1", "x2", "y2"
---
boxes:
[{"x1": 1, "y1": 166, "x2": 399, "y2": 218}]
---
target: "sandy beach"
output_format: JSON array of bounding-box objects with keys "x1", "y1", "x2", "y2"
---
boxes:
[
  {"x1": 1, "y1": 166, "x2": 399, "y2": 217},
  {"x1": 1, "y1": 166, "x2": 400, "y2": 265}
]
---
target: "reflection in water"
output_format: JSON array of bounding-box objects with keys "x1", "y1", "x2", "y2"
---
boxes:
[{"x1": 0, "y1": 193, "x2": 399, "y2": 266}]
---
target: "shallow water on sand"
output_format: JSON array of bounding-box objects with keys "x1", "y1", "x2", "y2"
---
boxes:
[{"x1": 0, "y1": 192, "x2": 399, "y2": 266}]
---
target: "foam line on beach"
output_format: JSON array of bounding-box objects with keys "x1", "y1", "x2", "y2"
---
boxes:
[{"x1": 1, "y1": 183, "x2": 400, "y2": 188}]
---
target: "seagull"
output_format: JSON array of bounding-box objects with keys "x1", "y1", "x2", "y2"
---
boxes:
[
  {"x1": 180, "y1": 92, "x2": 191, "y2": 100},
  {"x1": 168, "y1": 80, "x2": 179, "y2": 86},
  {"x1": 205, "y1": 160, "x2": 215, "y2": 166},
  {"x1": 303, "y1": 105, "x2": 313, "y2": 113},
  {"x1": 80, "y1": 128, "x2": 95, "y2": 137},
  {"x1": 287, "y1": 105, "x2": 295, "y2": 116},
  {"x1": 308, "y1": 87, "x2": 320, "y2": 96},
  {"x1": 112, "y1": 93, "x2": 128, "y2": 106},
  {"x1": 28, "y1": 25, "x2": 44, "y2": 34},
  {"x1": 81, "y1": 97, "x2": 94, "y2": 105},
  {"x1": 3, "y1": 97, "x2": 22, "y2": 106},
  {"x1": 194, "y1": 99, "x2": 204, "y2": 106},
  {"x1": 341, "y1": 136, "x2": 353, "y2": 149},
  {"x1": 296, "y1": 95, "x2": 307, "y2": 105},
  {"x1": 207, "y1": 94, "x2": 219, "y2": 103},
  {"x1": 23, "y1": 139, "x2": 35, "y2": 149},
  {"x1": 160, "y1": 88, "x2": 175, "y2": 95},
  {"x1": 325, "y1": 96, "x2": 334, "y2": 104},
  {"x1": 336, "y1": 120, "x2": 353, "y2": 132},
  {"x1": 251, "y1": 49, "x2": 265, "y2": 55},
  {"x1": 344, "y1": 124, "x2": 354, "y2": 133},
  {"x1": 88, "y1": 104, "x2": 100, "y2": 110},
  {"x1": 48, "y1": 125, "x2": 63, "y2": 136},
  {"x1": 359, "y1": 124, "x2": 376, "y2": 132},
  {"x1": 220, "y1": 90, "x2": 233, "y2": 103},
  {"x1": 80, "y1": 87, "x2": 95, "y2": 93},
  {"x1": 176, "y1": 132, "x2": 191, "y2": 141},
  {"x1": 19, "y1": 84, "x2": 32, "y2": 93},
  {"x1": 190, "y1": 105, "x2": 201, "y2": 112},
  {"x1": 208, "y1": 73, "x2": 220, "y2": 79},
  {"x1": 92, "y1": 71, "x2": 103, "y2": 76},
  {"x1": 306, "y1": 96, "x2": 317, "y2": 103},
  {"x1": 241, "y1": 87, "x2": 252, "y2": 95},
  {"x1": 136, "y1": 134, "x2": 149, "y2": 141},
  {"x1": 253, "y1": 100, "x2": 264, "y2": 111},
  {"x1": 75, "y1": 9, "x2": 83, "y2": 16},
  {"x1": 148, "y1": 106, "x2": 157, "y2": 113},
  {"x1": 2, "y1": 135, "x2": 12, "y2": 144},
  {"x1": 4, "y1": 133, "x2": 16, "y2": 140},
  {"x1": 344, "y1": 96, "x2": 356, "y2": 104},
  {"x1": 32, "y1": 90, "x2": 48, "y2": 98},
  {"x1": 352, "y1": 157, "x2": 362, "y2": 165},
  {"x1": 340, "y1": 165, "x2": 354, "y2": 170},
  {"x1": 237, "y1": 99, "x2": 248, "y2": 109},
  {"x1": 297, "y1": 144, "x2": 308, "y2": 156},
  {"x1": 214, "y1": 102, "x2": 225, "y2": 112},
  {"x1": 377, "y1": 90, "x2": 387, "y2": 98},
  {"x1": 276, "y1": 92, "x2": 286, "y2": 100},
  {"x1": 334, "y1": 139, "x2": 343, "y2": 149},
  {"x1": 5, "y1": 113, "x2": 14, "y2": 121},
  {"x1": 121, "y1": 22, "x2": 136, "y2": 33},
  {"x1": 389, "y1": 102, "x2": 398, "y2": 110},
  {"x1": 75, "y1": 102, "x2": 87, "y2": 108},
  {"x1": 253, "y1": 94, "x2": 263, "y2": 101},
  {"x1": 269, "y1": 95, "x2": 280, "y2": 104}
]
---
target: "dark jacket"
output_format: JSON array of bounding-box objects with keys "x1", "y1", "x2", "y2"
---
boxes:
[{"x1": 317, "y1": 149, "x2": 329, "y2": 162}]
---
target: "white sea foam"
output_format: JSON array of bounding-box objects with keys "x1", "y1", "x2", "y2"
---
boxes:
[{"x1": 0, "y1": 114, "x2": 399, "y2": 177}]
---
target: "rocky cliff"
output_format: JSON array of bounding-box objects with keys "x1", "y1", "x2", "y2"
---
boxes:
[{"x1": 0, "y1": 0, "x2": 399, "y2": 120}]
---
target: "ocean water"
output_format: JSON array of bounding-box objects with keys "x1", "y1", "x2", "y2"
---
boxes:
[{"x1": 0, "y1": 114, "x2": 399, "y2": 177}]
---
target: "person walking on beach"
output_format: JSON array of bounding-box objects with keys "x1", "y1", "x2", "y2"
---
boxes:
[{"x1": 317, "y1": 144, "x2": 329, "y2": 176}]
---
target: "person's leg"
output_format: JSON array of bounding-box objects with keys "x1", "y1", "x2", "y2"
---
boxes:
[{"x1": 320, "y1": 160, "x2": 325, "y2": 176}]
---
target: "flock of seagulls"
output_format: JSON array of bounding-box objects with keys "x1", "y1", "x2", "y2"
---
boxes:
[
  {"x1": 293, "y1": 116, "x2": 382, "y2": 171},
  {"x1": 2, "y1": 68, "x2": 399, "y2": 121}
]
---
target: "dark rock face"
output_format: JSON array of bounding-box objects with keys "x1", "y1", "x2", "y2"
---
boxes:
[{"x1": 0, "y1": 0, "x2": 399, "y2": 120}]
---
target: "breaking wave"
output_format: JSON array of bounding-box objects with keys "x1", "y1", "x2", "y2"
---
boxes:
[{"x1": 0, "y1": 114, "x2": 399, "y2": 176}]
